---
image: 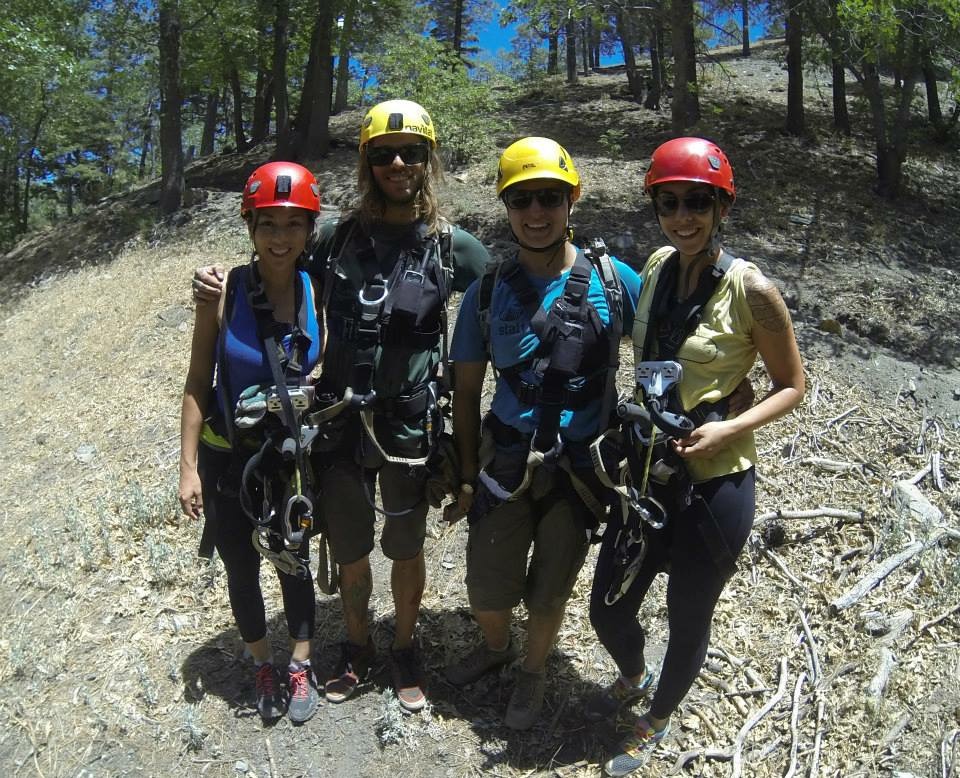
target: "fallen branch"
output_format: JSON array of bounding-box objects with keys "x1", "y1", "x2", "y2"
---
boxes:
[
  {"x1": 784, "y1": 671, "x2": 807, "y2": 778},
  {"x1": 266, "y1": 736, "x2": 278, "y2": 778},
  {"x1": 880, "y1": 710, "x2": 911, "y2": 753},
  {"x1": 932, "y1": 451, "x2": 945, "y2": 492},
  {"x1": 701, "y1": 672, "x2": 749, "y2": 716},
  {"x1": 797, "y1": 606, "x2": 822, "y2": 684},
  {"x1": 730, "y1": 658, "x2": 789, "y2": 778},
  {"x1": 811, "y1": 697, "x2": 826, "y2": 778},
  {"x1": 800, "y1": 456, "x2": 859, "y2": 473},
  {"x1": 764, "y1": 549, "x2": 806, "y2": 590},
  {"x1": 669, "y1": 748, "x2": 733, "y2": 774},
  {"x1": 688, "y1": 705, "x2": 721, "y2": 742},
  {"x1": 830, "y1": 539, "x2": 925, "y2": 613},
  {"x1": 942, "y1": 727, "x2": 959, "y2": 778},
  {"x1": 906, "y1": 601, "x2": 960, "y2": 649},
  {"x1": 865, "y1": 648, "x2": 896, "y2": 716},
  {"x1": 756, "y1": 507, "x2": 863, "y2": 523}
]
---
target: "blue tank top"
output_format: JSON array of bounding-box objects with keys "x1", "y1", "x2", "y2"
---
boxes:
[{"x1": 216, "y1": 265, "x2": 323, "y2": 418}]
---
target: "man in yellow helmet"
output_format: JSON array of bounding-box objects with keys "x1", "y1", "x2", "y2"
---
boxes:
[
  {"x1": 443, "y1": 137, "x2": 642, "y2": 730},
  {"x1": 192, "y1": 98, "x2": 489, "y2": 714}
]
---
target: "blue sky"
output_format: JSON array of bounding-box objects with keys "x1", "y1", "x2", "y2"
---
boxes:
[{"x1": 472, "y1": 7, "x2": 770, "y2": 67}]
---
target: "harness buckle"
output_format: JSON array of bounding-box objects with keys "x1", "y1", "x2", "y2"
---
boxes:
[
  {"x1": 265, "y1": 385, "x2": 315, "y2": 415},
  {"x1": 400, "y1": 269, "x2": 425, "y2": 286},
  {"x1": 358, "y1": 282, "x2": 388, "y2": 307}
]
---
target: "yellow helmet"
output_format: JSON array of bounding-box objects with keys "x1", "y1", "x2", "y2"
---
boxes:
[
  {"x1": 495, "y1": 137, "x2": 580, "y2": 202},
  {"x1": 359, "y1": 99, "x2": 437, "y2": 149}
]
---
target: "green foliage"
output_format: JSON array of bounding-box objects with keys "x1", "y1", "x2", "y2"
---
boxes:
[
  {"x1": 363, "y1": 32, "x2": 501, "y2": 165},
  {"x1": 598, "y1": 127, "x2": 628, "y2": 157}
]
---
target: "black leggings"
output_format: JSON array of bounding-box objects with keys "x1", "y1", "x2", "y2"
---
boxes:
[
  {"x1": 589, "y1": 468, "x2": 755, "y2": 720},
  {"x1": 199, "y1": 445, "x2": 316, "y2": 644}
]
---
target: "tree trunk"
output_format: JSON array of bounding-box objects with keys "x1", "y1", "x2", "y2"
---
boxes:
[
  {"x1": 251, "y1": 69, "x2": 273, "y2": 143},
  {"x1": 565, "y1": 15, "x2": 578, "y2": 84},
  {"x1": 273, "y1": 0, "x2": 291, "y2": 157},
  {"x1": 548, "y1": 33, "x2": 559, "y2": 75},
  {"x1": 297, "y1": 0, "x2": 333, "y2": 158},
  {"x1": 646, "y1": 10, "x2": 664, "y2": 110},
  {"x1": 20, "y1": 111, "x2": 44, "y2": 233},
  {"x1": 617, "y1": 11, "x2": 644, "y2": 102},
  {"x1": 581, "y1": 18, "x2": 589, "y2": 75},
  {"x1": 251, "y1": 0, "x2": 273, "y2": 144},
  {"x1": 861, "y1": 59, "x2": 912, "y2": 199},
  {"x1": 333, "y1": 0, "x2": 356, "y2": 113},
  {"x1": 453, "y1": 0, "x2": 463, "y2": 58},
  {"x1": 139, "y1": 104, "x2": 154, "y2": 177},
  {"x1": 158, "y1": 0, "x2": 184, "y2": 216},
  {"x1": 785, "y1": 0, "x2": 805, "y2": 135},
  {"x1": 230, "y1": 65, "x2": 249, "y2": 152},
  {"x1": 670, "y1": 0, "x2": 699, "y2": 131},
  {"x1": 921, "y1": 50, "x2": 943, "y2": 129},
  {"x1": 741, "y1": 0, "x2": 750, "y2": 56},
  {"x1": 832, "y1": 59, "x2": 850, "y2": 134},
  {"x1": 200, "y1": 91, "x2": 218, "y2": 156}
]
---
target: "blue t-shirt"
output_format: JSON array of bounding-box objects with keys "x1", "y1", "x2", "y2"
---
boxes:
[{"x1": 451, "y1": 253, "x2": 641, "y2": 442}]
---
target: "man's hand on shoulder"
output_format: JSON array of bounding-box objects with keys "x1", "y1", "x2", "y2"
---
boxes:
[{"x1": 193, "y1": 265, "x2": 225, "y2": 303}]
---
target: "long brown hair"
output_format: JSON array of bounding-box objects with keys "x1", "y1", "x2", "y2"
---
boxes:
[{"x1": 352, "y1": 146, "x2": 445, "y2": 235}]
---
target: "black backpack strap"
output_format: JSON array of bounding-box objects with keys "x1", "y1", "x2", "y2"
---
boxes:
[
  {"x1": 583, "y1": 239, "x2": 623, "y2": 429},
  {"x1": 644, "y1": 250, "x2": 734, "y2": 361}
]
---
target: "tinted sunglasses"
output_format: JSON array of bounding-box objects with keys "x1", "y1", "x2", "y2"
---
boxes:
[
  {"x1": 502, "y1": 187, "x2": 568, "y2": 210},
  {"x1": 654, "y1": 191, "x2": 716, "y2": 215},
  {"x1": 366, "y1": 143, "x2": 430, "y2": 167}
]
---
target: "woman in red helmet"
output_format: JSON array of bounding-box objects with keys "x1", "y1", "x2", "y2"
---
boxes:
[
  {"x1": 178, "y1": 162, "x2": 324, "y2": 725},
  {"x1": 589, "y1": 138, "x2": 804, "y2": 776}
]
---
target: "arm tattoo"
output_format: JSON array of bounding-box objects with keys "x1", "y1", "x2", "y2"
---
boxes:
[{"x1": 745, "y1": 272, "x2": 790, "y2": 333}]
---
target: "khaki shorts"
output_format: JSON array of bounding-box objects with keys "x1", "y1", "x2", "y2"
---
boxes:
[
  {"x1": 465, "y1": 467, "x2": 590, "y2": 614},
  {"x1": 319, "y1": 458, "x2": 428, "y2": 564}
]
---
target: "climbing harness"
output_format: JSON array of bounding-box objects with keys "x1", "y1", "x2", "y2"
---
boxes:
[
  {"x1": 597, "y1": 249, "x2": 738, "y2": 606},
  {"x1": 471, "y1": 240, "x2": 623, "y2": 526}
]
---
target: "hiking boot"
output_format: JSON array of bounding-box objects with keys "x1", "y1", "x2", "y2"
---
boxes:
[
  {"x1": 286, "y1": 662, "x2": 320, "y2": 723},
  {"x1": 603, "y1": 716, "x2": 670, "y2": 776},
  {"x1": 504, "y1": 668, "x2": 546, "y2": 730},
  {"x1": 445, "y1": 640, "x2": 518, "y2": 686},
  {"x1": 325, "y1": 639, "x2": 376, "y2": 703},
  {"x1": 584, "y1": 669, "x2": 654, "y2": 723},
  {"x1": 389, "y1": 646, "x2": 427, "y2": 713},
  {"x1": 254, "y1": 663, "x2": 286, "y2": 722}
]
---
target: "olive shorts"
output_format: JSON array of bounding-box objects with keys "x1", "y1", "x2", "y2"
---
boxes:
[
  {"x1": 319, "y1": 457, "x2": 428, "y2": 564},
  {"x1": 466, "y1": 468, "x2": 590, "y2": 615}
]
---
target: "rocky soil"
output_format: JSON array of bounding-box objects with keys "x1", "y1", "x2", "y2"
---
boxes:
[{"x1": 0, "y1": 39, "x2": 958, "y2": 778}]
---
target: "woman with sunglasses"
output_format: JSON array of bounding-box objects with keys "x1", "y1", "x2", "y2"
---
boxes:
[
  {"x1": 589, "y1": 137, "x2": 804, "y2": 776},
  {"x1": 444, "y1": 137, "x2": 642, "y2": 730}
]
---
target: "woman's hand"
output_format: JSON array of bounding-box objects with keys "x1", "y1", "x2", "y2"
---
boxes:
[
  {"x1": 672, "y1": 421, "x2": 733, "y2": 460},
  {"x1": 179, "y1": 470, "x2": 204, "y2": 520},
  {"x1": 728, "y1": 377, "x2": 755, "y2": 416},
  {"x1": 192, "y1": 265, "x2": 226, "y2": 303},
  {"x1": 442, "y1": 483, "x2": 474, "y2": 524}
]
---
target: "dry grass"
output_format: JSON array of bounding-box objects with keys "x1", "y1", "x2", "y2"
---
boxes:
[
  {"x1": 0, "y1": 41, "x2": 958, "y2": 777},
  {"x1": 0, "y1": 214, "x2": 957, "y2": 777}
]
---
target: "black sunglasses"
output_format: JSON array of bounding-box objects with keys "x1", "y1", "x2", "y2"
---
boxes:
[
  {"x1": 502, "y1": 188, "x2": 568, "y2": 210},
  {"x1": 654, "y1": 191, "x2": 716, "y2": 215},
  {"x1": 366, "y1": 143, "x2": 430, "y2": 167}
]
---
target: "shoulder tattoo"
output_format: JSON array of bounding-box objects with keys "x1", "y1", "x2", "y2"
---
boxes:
[{"x1": 744, "y1": 271, "x2": 790, "y2": 333}]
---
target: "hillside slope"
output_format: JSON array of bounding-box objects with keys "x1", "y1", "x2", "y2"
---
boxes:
[{"x1": 1, "y1": 42, "x2": 958, "y2": 778}]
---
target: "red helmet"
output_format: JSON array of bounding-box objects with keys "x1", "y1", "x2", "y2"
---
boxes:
[
  {"x1": 644, "y1": 137, "x2": 735, "y2": 199},
  {"x1": 241, "y1": 162, "x2": 321, "y2": 217}
]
